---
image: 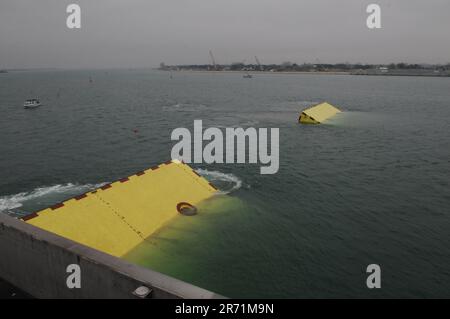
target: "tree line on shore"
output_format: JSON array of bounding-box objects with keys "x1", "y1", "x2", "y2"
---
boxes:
[{"x1": 159, "y1": 62, "x2": 450, "y2": 73}]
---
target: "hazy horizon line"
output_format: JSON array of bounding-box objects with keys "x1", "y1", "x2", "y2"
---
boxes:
[{"x1": 3, "y1": 61, "x2": 450, "y2": 71}]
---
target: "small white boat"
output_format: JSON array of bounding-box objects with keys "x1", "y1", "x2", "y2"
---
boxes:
[
  {"x1": 243, "y1": 73, "x2": 253, "y2": 79},
  {"x1": 24, "y1": 99, "x2": 41, "y2": 109}
]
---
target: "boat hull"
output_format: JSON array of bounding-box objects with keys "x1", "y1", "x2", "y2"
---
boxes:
[{"x1": 24, "y1": 103, "x2": 41, "y2": 109}]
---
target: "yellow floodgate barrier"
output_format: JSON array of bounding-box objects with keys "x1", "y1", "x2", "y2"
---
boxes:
[
  {"x1": 22, "y1": 160, "x2": 217, "y2": 257},
  {"x1": 299, "y1": 102, "x2": 341, "y2": 124}
]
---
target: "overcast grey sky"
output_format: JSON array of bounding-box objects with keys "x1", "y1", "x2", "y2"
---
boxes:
[{"x1": 1, "y1": 0, "x2": 449, "y2": 69}]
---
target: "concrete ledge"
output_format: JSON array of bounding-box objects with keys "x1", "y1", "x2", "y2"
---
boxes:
[
  {"x1": 0, "y1": 213, "x2": 225, "y2": 299},
  {"x1": 0, "y1": 277, "x2": 31, "y2": 299}
]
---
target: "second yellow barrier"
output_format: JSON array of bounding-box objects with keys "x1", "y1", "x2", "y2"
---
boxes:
[{"x1": 299, "y1": 102, "x2": 341, "y2": 124}]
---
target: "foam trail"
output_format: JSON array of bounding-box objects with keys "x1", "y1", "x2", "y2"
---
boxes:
[
  {"x1": 163, "y1": 103, "x2": 207, "y2": 112},
  {"x1": 0, "y1": 182, "x2": 106, "y2": 214},
  {"x1": 195, "y1": 169, "x2": 242, "y2": 195}
]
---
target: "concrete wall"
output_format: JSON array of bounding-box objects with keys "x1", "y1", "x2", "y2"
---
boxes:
[{"x1": 0, "y1": 213, "x2": 224, "y2": 299}]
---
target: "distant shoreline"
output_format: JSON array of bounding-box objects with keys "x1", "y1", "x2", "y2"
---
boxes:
[
  {"x1": 1, "y1": 68, "x2": 448, "y2": 78},
  {"x1": 164, "y1": 69, "x2": 450, "y2": 78},
  {"x1": 170, "y1": 69, "x2": 350, "y2": 76}
]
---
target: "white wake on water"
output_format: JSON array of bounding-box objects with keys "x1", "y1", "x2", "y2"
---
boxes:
[
  {"x1": 194, "y1": 168, "x2": 243, "y2": 194},
  {"x1": 0, "y1": 182, "x2": 106, "y2": 213},
  {"x1": 163, "y1": 103, "x2": 208, "y2": 112},
  {"x1": 0, "y1": 170, "x2": 242, "y2": 213}
]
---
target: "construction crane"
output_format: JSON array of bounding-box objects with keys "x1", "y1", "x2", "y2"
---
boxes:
[
  {"x1": 209, "y1": 50, "x2": 217, "y2": 70},
  {"x1": 255, "y1": 56, "x2": 263, "y2": 71}
]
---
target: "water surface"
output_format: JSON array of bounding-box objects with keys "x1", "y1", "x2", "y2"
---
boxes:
[{"x1": 1, "y1": 70, "x2": 449, "y2": 298}]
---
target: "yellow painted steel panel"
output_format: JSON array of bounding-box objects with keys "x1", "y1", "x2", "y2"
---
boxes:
[
  {"x1": 27, "y1": 195, "x2": 143, "y2": 257},
  {"x1": 23, "y1": 161, "x2": 217, "y2": 257},
  {"x1": 299, "y1": 112, "x2": 319, "y2": 124},
  {"x1": 299, "y1": 102, "x2": 341, "y2": 124}
]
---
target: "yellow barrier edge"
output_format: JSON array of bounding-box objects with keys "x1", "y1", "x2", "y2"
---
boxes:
[{"x1": 20, "y1": 160, "x2": 216, "y2": 223}]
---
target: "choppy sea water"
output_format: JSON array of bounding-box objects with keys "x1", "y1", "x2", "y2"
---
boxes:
[{"x1": 1, "y1": 69, "x2": 449, "y2": 298}]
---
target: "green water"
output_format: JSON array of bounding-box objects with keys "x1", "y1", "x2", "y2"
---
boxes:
[{"x1": 1, "y1": 69, "x2": 449, "y2": 297}]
